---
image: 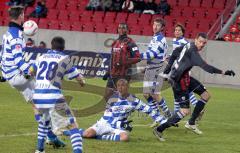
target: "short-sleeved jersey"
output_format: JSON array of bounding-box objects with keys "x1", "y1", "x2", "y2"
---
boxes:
[
  {"x1": 141, "y1": 32, "x2": 168, "y2": 66},
  {"x1": 100, "y1": 93, "x2": 166, "y2": 129},
  {"x1": 33, "y1": 50, "x2": 80, "y2": 108},
  {"x1": 172, "y1": 36, "x2": 188, "y2": 51},
  {"x1": 1, "y1": 22, "x2": 29, "y2": 80}
]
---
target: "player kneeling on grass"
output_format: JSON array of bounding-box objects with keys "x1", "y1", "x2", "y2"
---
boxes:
[
  {"x1": 31, "y1": 37, "x2": 85, "y2": 153},
  {"x1": 74, "y1": 79, "x2": 167, "y2": 142}
]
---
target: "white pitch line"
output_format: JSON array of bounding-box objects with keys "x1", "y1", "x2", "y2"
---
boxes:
[{"x1": 0, "y1": 121, "x2": 237, "y2": 138}]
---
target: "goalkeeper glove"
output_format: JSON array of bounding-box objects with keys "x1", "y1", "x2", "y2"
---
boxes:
[
  {"x1": 0, "y1": 76, "x2": 6, "y2": 82},
  {"x1": 224, "y1": 70, "x2": 235, "y2": 76},
  {"x1": 102, "y1": 72, "x2": 110, "y2": 80},
  {"x1": 120, "y1": 120, "x2": 133, "y2": 132}
]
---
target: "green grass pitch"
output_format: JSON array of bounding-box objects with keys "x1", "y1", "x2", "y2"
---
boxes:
[{"x1": 0, "y1": 78, "x2": 240, "y2": 153}]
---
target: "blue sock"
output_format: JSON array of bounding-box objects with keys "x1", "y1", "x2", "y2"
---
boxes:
[
  {"x1": 70, "y1": 128, "x2": 83, "y2": 153},
  {"x1": 37, "y1": 122, "x2": 48, "y2": 151},
  {"x1": 63, "y1": 128, "x2": 85, "y2": 137},
  {"x1": 158, "y1": 98, "x2": 170, "y2": 113},
  {"x1": 174, "y1": 101, "x2": 180, "y2": 113},
  {"x1": 96, "y1": 134, "x2": 120, "y2": 141},
  {"x1": 47, "y1": 130, "x2": 57, "y2": 140},
  {"x1": 147, "y1": 96, "x2": 161, "y2": 116},
  {"x1": 189, "y1": 92, "x2": 198, "y2": 106}
]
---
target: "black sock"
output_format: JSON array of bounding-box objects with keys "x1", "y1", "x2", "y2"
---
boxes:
[
  {"x1": 189, "y1": 99, "x2": 206, "y2": 125},
  {"x1": 157, "y1": 112, "x2": 184, "y2": 132}
]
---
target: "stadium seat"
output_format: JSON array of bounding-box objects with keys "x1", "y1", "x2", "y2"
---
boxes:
[
  {"x1": 47, "y1": 9, "x2": 59, "y2": 20},
  {"x1": 25, "y1": 7, "x2": 35, "y2": 16},
  {"x1": 69, "y1": 11, "x2": 80, "y2": 21},
  {"x1": 234, "y1": 35, "x2": 240, "y2": 42},
  {"x1": 92, "y1": 11, "x2": 105, "y2": 22},
  {"x1": 80, "y1": 11, "x2": 94, "y2": 21},
  {"x1": 213, "y1": 0, "x2": 225, "y2": 9},
  {"x1": 58, "y1": 10, "x2": 69, "y2": 21},
  {"x1": 115, "y1": 13, "x2": 128, "y2": 23},
  {"x1": 95, "y1": 23, "x2": 106, "y2": 33},
  {"x1": 82, "y1": 22, "x2": 95, "y2": 32},
  {"x1": 71, "y1": 22, "x2": 83, "y2": 31},
  {"x1": 185, "y1": 18, "x2": 199, "y2": 29},
  {"x1": 38, "y1": 18, "x2": 49, "y2": 29},
  {"x1": 106, "y1": 24, "x2": 118, "y2": 34},
  {"x1": 189, "y1": 0, "x2": 201, "y2": 7},
  {"x1": 129, "y1": 26, "x2": 142, "y2": 35},
  {"x1": 48, "y1": 20, "x2": 60, "y2": 30},
  {"x1": 205, "y1": 9, "x2": 221, "y2": 20},
  {"x1": 46, "y1": 0, "x2": 57, "y2": 9},
  {"x1": 59, "y1": 22, "x2": 71, "y2": 30},
  {"x1": 104, "y1": 12, "x2": 116, "y2": 24},
  {"x1": 167, "y1": 0, "x2": 178, "y2": 6},
  {"x1": 182, "y1": 8, "x2": 195, "y2": 18},
  {"x1": 178, "y1": 0, "x2": 189, "y2": 7},
  {"x1": 164, "y1": 16, "x2": 175, "y2": 26},
  {"x1": 198, "y1": 22, "x2": 210, "y2": 32},
  {"x1": 175, "y1": 17, "x2": 187, "y2": 27},
  {"x1": 193, "y1": 8, "x2": 207, "y2": 19},
  {"x1": 66, "y1": 1, "x2": 79, "y2": 10},
  {"x1": 229, "y1": 24, "x2": 239, "y2": 34},
  {"x1": 170, "y1": 8, "x2": 182, "y2": 17},
  {"x1": 138, "y1": 14, "x2": 152, "y2": 25},
  {"x1": 201, "y1": 0, "x2": 214, "y2": 8},
  {"x1": 127, "y1": 17, "x2": 138, "y2": 25},
  {"x1": 56, "y1": 1, "x2": 66, "y2": 10},
  {"x1": 151, "y1": 14, "x2": 164, "y2": 23},
  {"x1": 142, "y1": 25, "x2": 153, "y2": 36}
]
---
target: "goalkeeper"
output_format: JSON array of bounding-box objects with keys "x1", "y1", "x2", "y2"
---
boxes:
[{"x1": 67, "y1": 79, "x2": 167, "y2": 142}]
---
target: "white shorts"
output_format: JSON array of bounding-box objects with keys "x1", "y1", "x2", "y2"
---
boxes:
[
  {"x1": 38, "y1": 102, "x2": 77, "y2": 136},
  {"x1": 8, "y1": 74, "x2": 35, "y2": 102},
  {"x1": 90, "y1": 119, "x2": 126, "y2": 136}
]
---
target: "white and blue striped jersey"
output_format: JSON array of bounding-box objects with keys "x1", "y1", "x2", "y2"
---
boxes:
[
  {"x1": 101, "y1": 93, "x2": 167, "y2": 129},
  {"x1": 33, "y1": 50, "x2": 80, "y2": 109},
  {"x1": 1, "y1": 22, "x2": 29, "y2": 80},
  {"x1": 172, "y1": 36, "x2": 188, "y2": 51},
  {"x1": 140, "y1": 32, "x2": 168, "y2": 65}
]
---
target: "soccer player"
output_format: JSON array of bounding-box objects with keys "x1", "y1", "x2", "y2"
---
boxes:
[
  {"x1": 32, "y1": 37, "x2": 85, "y2": 153},
  {"x1": 140, "y1": 18, "x2": 172, "y2": 127},
  {"x1": 0, "y1": 6, "x2": 65, "y2": 148},
  {"x1": 153, "y1": 32, "x2": 235, "y2": 140},
  {"x1": 103, "y1": 23, "x2": 141, "y2": 103},
  {"x1": 81, "y1": 79, "x2": 167, "y2": 142},
  {"x1": 172, "y1": 23, "x2": 199, "y2": 114}
]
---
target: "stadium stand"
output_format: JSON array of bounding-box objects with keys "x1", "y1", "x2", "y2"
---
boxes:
[{"x1": 0, "y1": 0, "x2": 237, "y2": 40}]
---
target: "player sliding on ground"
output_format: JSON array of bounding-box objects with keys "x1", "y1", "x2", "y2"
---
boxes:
[
  {"x1": 65, "y1": 79, "x2": 167, "y2": 142},
  {"x1": 153, "y1": 32, "x2": 235, "y2": 141},
  {"x1": 31, "y1": 37, "x2": 85, "y2": 153}
]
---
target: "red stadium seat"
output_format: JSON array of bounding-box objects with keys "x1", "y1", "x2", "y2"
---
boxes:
[
  {"x1": 69, "y1": 11, "x2": 80, "y2": 21},
  {"x1": 178, "y1": 0, "x2": 189, "y2": 7},
  {"x1": 82, "y1": 22, "x2": 95, "y2": 32},
  {"x1": 46, "y1": 0, "x2": 57, "y2": 9},
  {"x1": 167, "y1": 0, "x2": 178, "y2": 6},
  {"x1": 129, "y1": 26, "x2": 142, "y2": 35},
  {"x1": 213, "y1": 0, "x2": 225, "y2": 9},
  {"x1": 229, "y1": 24, "x2": 239, "y2": 34},
  {"x1": 48, "y1": 20, "x2": 60, "y2": 29},
  {"x1": 92, "y1": 11, "x2": 105, "y2": 22},
  {"x1": 198, "y1": 22, "x2": 210, "y2": 32},
  {"x1": 142, "y1": 25, "x2": 153, "y2": 36},
  {"x1": 182, "y1": 8, "x2": 194, "y2": 18},
  {"x1": 58, "y1": 10, "x2": 69, "y2": 21},
  {"x1": 38, "y1": 19, "x2": 49, "y2": 29},
  {"x1": 189, "y1": 0, "x2": 201, "y2": 7},
  {"x1": 95, "y1": 23, "x2": 106, "y2": 33},
  {"x1": 170, "y1": 8, "x2": 182, "y2": 17},
  {"x1": 234, "y1": 35, "x2": 240, "y2": 42},
  {"x1": 115, "y1": 13, "x2": 128, "y2": 23},
  {"x1": 104, "y1": 12, "x2": 116, "y2": 24},
  {"x1": 201, "y1": 0, "x2": 214, "y2": 8},
  {"x1": 71, "y1": 22, "x2": 83, "y2": 31},
  {"x1": 59, "y1": 22, "x2": 71, "y2": 30},
  {"x1": 56, "y1": 1, "x2": 66, "y2": 10},
  {"x1": 66, "y1": 1, "x2": 79, "y2": 10},
  {"x1": 205, "y1": 9, "x2": 221, "y2": 20},
  {"x1": 106, "y1": 24, "x2": 118, "y2": 34},
  {"x1": 185, "y1": 18, "x2": 199, "y2": 29},
  {"x1": 25, "y1": 7, "x2": 35, "y2": 16},
  {"x1": 164, "y1": 16, "x2": 175, "y2": 26},
  {"x1": 138, "y1": 14, "x2": 152, "y2": 25},
  {"x1": 127, "y1": 17, "x2": 138, "y2": 25},
  {"x1": 175, "y1": 17, "x2": 187, "y2": 27},
  {"x1": 193, "y1": 8, "x2": 207, "y2": 19},
  {"x1": 47, "y1": 9, "x2": 59, "y2": 20}
]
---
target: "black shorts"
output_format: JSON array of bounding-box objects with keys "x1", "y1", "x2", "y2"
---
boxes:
[
  {"x1": 173, "y1": 77, "x2": 206, "y2": 108},
  {"x1": 106, "y1": 76, "x2": 131, "y2": 89}
]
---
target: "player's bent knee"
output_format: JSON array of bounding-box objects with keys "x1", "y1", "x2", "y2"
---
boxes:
[
  {"x1": 201, "y1": 91, "x2": 211, "y2": 102},
  {"x1": 120, "y1": 132, "x2": 129, "y2": 142},
  {"x1": 83, "y1": 128, "x2": 96, "y2": 138}
]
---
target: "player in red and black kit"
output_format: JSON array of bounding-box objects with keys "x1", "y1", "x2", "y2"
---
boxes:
[
  {"x1": 153, "y1": 33, "x2": 235, "y2": 141},
  {"x1": 103, "y1": 23, "x2": 140, "y2": 102}
]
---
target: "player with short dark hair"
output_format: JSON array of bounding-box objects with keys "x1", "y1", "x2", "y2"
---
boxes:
[
  {"x1": 153, "y1": 32, "x2": 235, "y2": 141},
  {"x1": 103, "y1": 23, "x2": 141, "y2": 103},
  {"x1": 32, "y1": 36, "x2": 85, "y2": 153},
  {"x1": 140, "y1": 18, "x2": 172, "y2": 127}
]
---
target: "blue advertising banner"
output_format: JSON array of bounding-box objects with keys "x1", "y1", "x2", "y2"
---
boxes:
[{"x1": 0, "y1": 46, "x2": 110, "y2": 77}]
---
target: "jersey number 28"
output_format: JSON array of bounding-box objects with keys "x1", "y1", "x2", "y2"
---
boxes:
[{"x1": 37, "y1": 61, "x2": 58, "y2": 80}]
